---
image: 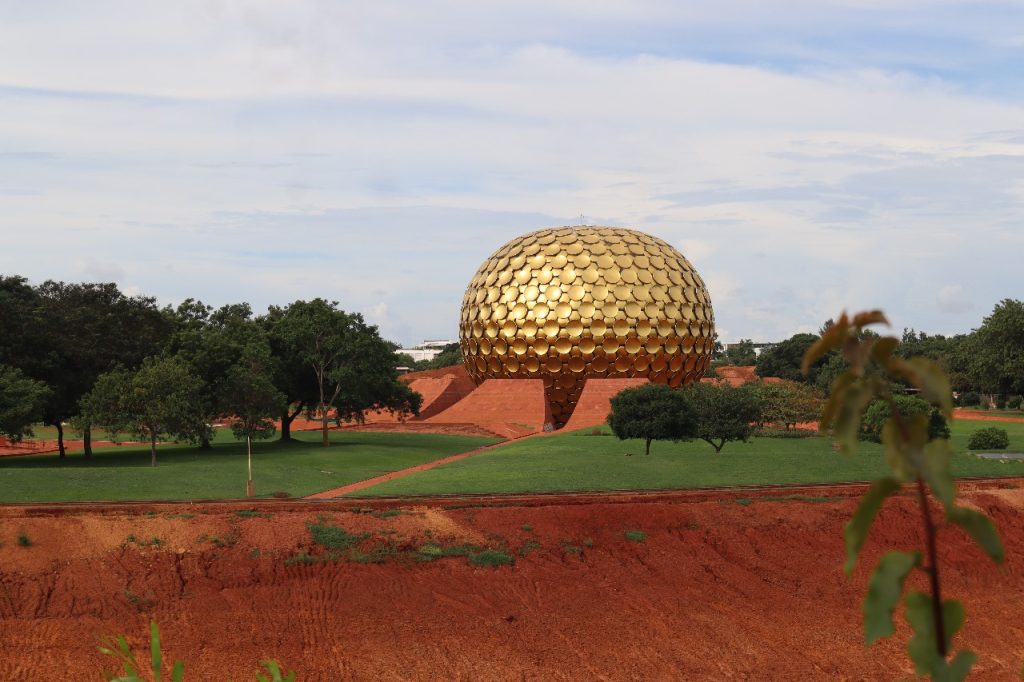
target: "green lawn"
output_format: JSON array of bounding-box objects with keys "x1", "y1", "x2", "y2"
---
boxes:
[
  {"x1": 356, "y1": 420, "x2": 1024, "y2": 497},
  {"x1": 0, "y1": 429, "x2": 499, "y2": 503}
]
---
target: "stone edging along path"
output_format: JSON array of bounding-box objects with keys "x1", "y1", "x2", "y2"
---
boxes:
[{"x1": 304, "y1": 432, "x2": 543, "y2": 499}]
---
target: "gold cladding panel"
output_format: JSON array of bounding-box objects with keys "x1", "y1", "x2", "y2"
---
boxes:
[{"x1": 458, "y1": 226, "x2": 715, "y2": 425}]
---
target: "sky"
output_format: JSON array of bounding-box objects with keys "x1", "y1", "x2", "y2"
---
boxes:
[{"x1": 1, "y1": 1, "x2": 1022, "y2": 346}]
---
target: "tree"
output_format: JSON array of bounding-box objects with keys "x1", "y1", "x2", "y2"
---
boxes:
[
  {"x1": 164, "y1": 300, "x2": 265, "y2": 448},
  {"x1": 861, "y1": 395, "x2": 950, "y2": 443},
  {"x1": 608, "y1": 383, "x2": 697, "y2": 455},
  {"x1": 755, "y1": 333, "x2": 822, "y2": 382},
  {"x1": 35, "y1": 281, "x2": 171, "y2": 458},
  {"x1": 962, "y1": 299, "x2": 1024, "y2": 398},
  {"x1": 747, "y1": 380, "x2": 822, "y2": 430},
  {"x1": 267, "y1": 299, "x2": 420, "y2": 446},
  {"x1": 685, "y1": 382, "x2": 762, "y2": 453},
  {"x1": 220, "y1": 345, "x2": 285, "y2": 497},
  {"x1": 0, "y1": 365, "x2": 51, "y2": 442},
  {"x1": 79, "y1": 357, "x2": 206, "y2": 467},
  {"x1": 724, "y1": 339, "x2": 757, "y2": 366}
]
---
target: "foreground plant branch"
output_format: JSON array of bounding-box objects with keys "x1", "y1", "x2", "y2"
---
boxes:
[{"x1": 803, "y1": 310, "x2": 1005, "y2": 680}]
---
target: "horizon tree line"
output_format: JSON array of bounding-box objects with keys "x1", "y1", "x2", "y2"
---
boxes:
[{"x1": 0, "y1": 275, "x2": 421, "y2": 461}]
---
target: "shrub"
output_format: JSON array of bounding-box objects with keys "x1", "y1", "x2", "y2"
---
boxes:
[
  {"x1": 968, "y1": 427, "x2": 1010, "y2": 450},
  {"x1": 959, "y1": 391, "x2": 981, "y2": 407},
  {"x1": 860, "y1": 395, "x2": 949, "y2": 443},
  {"x1": 1007, "y1": 395, "x2": 1023, "y2": 410},
  {"x1": 995, "y1": 396, "x2": 1007, "y2": 409}
]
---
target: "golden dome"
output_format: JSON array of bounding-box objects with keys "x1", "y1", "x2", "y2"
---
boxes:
[{"x1": 459, "y1": 226, "x2": 715, "y2": 425}]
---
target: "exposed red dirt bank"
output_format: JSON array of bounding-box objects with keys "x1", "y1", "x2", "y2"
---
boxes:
[{"x1": 2, "y1": 484, "x2": 1023, "y2": 680}]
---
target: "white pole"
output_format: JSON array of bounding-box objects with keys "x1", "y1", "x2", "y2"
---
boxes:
[{"x1": 246, "y1": 434, "x2": 254, "y2": 497}]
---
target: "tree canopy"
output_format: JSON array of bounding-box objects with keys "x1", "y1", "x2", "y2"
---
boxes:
[
  {"x1": 962, "y1": 299, "x2": 1024, "y2": 397},
  {"x1": 607, "y1": 383, "x2": 697, "y2": 455},
  {"x1": 685, "y1": 382, "x2": 763, "y2": 453}
]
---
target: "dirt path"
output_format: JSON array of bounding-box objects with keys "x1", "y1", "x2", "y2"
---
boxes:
[
  {"x1": 2, "y1": 481, "x2": 1023, "y2": 680},
  {"x1": 954, "y1": 408, "x2": 1024, "y2": 423}
]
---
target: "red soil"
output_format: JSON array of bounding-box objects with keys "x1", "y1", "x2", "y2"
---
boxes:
[
  {"x1": 426, "y1": 378, "x2": 552, "y2": 439},
  {"x1": 2, "y1": 482, "x2": 1023, "y2": 680},
  {"x1": 561, "y1": 378, "x2": 649, "y2": 432},
  {"x1": 954, "y1": 408, "x2": 1024, "y2": 424}
]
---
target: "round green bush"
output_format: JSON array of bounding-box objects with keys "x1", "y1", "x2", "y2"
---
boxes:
[
  {"x1": 959, "y1": 392, "x2": 981, "y2": 407},
  {"x1": 967, "y1": 427, "x2": 1010, "y2": 450},
  {"x1": 1008, "y1": 395, "x2": 1023, "y2": 410},
  {"x1": 861, "y1": 395, "x2": 950, "y2": 443}
]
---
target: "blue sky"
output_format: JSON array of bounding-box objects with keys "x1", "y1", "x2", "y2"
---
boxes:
[{"x1": 1, "y1": 1, "x2": 1022, "y2": 345}]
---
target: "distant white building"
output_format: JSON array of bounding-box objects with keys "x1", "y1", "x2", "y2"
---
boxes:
[{"x1": 398, "y1": 339, "x2": 459, "y2": 362}]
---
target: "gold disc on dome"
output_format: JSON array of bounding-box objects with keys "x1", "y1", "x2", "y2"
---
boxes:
[
  {"x1": 635, "y1": 355, "x2": 650, "y2": 372},
  {"x1": 512, "y1": 338, "x2": 528, "y2": 355},
  {"x1": 558, "y1": 268, "x2": 577, "y2": 285},
  {"x1": 604, "y1": 268, "x2": 621, "y2": 284},
  {"x1": 650, "y1": 355, "x2": 667, "y2": 372},
  {"x1": 581, "y1": 267, "x2": 600, "y2": 284},
  {"x1": 568, "y1": 285, "x2": 586, "y2": 301},
  {"x1": 590, "y1": 318, "x2": 607, "y2": 336},
  {"x1": 645, "y1": 337, "x2": 662, "y2": 354},
  {"x1": 578, "y1": 337, "x2": 596, "y2": 354},
  {"x1": 569, "y1": 356, "x2": 586, "y2": 373},
  {"x1": 591, "y1": 354, "x2": 609, "y2": 372},
  {"x1": 579, "y1": 301, "x2": 596, "y2": 318},
  {"x1": 612, "y1": 318, "x2": 630, "y2": 336},
  {"x1": 624, "y1": 337, "x2": 642, "y2": 354},
  {"x1": 534, "y1": 338, "x2": 550, "y2": 354},
  {"x1": 636, "y1": 319, "x2": 652, "y2": 337},
  {"x1": 555, "y1": 337, "x2": 573, "y2": 354},
  {"x1": 546, "y1": 356, "x2": 562, "y2": 372},
  {"x1": 550, "y1": 253, "x2": 568, "y2": 269},
  {"x1": 521, "y1": 320, "x2": 538, "y2": 338},
  {"x1": 614, "y1": 356, "x2": 632, "y2": 372},
  {"x1": 591, "y1": 284, "x2": 608, "y2": 300},
  {"x1": 542, "y1": 319, "x2": 560, "y2": 338},
  {"x1": 573, "y1": 253, "x2": 591, "y2": 269},
  {"x1": 603, "y1": 336, "x2": 621, "y2": 353},
  {"x1": 602, "y1": 301, "x2": 619, "y2": 317},
  {"x1": 623, "y1": 302, "x2": 641, "y2": 318},
  {"x1": 493, "y1": 338, "x2": 508, "y2": 355},
  {"x1": 566, "y1": 319, "x2": 584, "y2": 337},
  {"x1": 554, "y1": 302, "x2": 572, "y2": 319},
  {"x1": 596, "y1": 254, "x2": 614, "y2": 269}
]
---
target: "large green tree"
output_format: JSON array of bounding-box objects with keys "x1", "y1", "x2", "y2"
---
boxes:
[
  {"x1": 266, "y1": 299, "x2": 420, "y2": 446},
  {"x1": 962, "y1": 299, "x2": 1024, "y2": 398},
  {"x1": 724, "y1": 339, "x2": 757, "y2": 366},
  {"x1": 607, "y1": 383, "x2": 697, "y2": 455},
  {"x1": 755, "y1": 333, "x2": 822, "y2": 382},
  {"x1": 685, "y1": 382, "x2": 763, "y2": 453},
  {"x1": 164, "y1": 300, "x2": 266, "y2": 448},
  {"x1": 747, "y1": 380, "x2": 822, "y2": 430},
  {"x1": 35, "y1": 281, "x2": 171, "y2": 458},
  {"x1": 79, "y1": 357, "x2": 206, "y2": 467},
  {"x1": 0, "y1": 365, "x2": 51, "y2": 443},
  {"x1": 220, "y1": 345, "x2": 285, "y2": 496}
]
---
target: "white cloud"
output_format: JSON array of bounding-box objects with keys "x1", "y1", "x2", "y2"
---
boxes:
[
  {"x1": 937, "y1": 284, "x2": 974, "y2": 314},
  {"x1": 1, "y1": 2, "x2": 1022, "y2": 344}
]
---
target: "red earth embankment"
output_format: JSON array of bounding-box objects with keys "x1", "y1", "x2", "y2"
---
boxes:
[
  {"x1": 1, "y1": 482, "x2": 1023, "y2": 680},
  {"x1": 560, "y1": 377, "x2": 648, "y2": 432}
]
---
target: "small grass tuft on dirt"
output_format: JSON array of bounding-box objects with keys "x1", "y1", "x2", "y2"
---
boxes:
[
  {"x1": 734, "y1": 498, "x2": 753, "y2": 506},
  {"x1": 519, "y1": 539, "x2": 541, "y2": 557},
  {"x1": 520, "y1": 524, "x2": 533, "y2": 532},
  {"x1": 16, "y1": 531, "x2": 31, "y2": 547},
  {"x1": 624, "y1": 530, "x2": 647, "y2": 543},
  {"x1": 308, "y1": 523, "x2": 371, "y2": 550},
  {"x1": 234, "y1": 509, "x2": 273, "y2": 519},
  {"x1": 468, "y1": 549, "x2": 514, "y2": 567}
]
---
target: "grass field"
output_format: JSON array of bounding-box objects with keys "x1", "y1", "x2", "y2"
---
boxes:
[
  {"x1": 356, "y1": 420, "x2": 1024, "y2": 497},
  {"x1": 0, "y1": 429, "x2": 499, "y2": 503}
]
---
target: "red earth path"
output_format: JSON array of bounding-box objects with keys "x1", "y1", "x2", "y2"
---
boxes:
[{"x1": 2, "y1": 481, "x2": 1023, "y2": 680}]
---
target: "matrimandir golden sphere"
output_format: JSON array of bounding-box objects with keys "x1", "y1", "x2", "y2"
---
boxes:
[{"x1": 458, "y1": 226, "x2": 715, "y2": 426}]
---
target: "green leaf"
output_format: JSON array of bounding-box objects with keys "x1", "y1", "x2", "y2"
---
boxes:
[
  {"x1": 880, "y1": 413, "x2": 929, "y2": 481},
  {"x1": 921, "y1": 439, "x2": 955, "y2": 508},
  {"x1": 905, "y1": 592, "x2": 966, "y2": 675},
  {"x1": 844, "y1": 477, "x2": 902, "y2": 574},
  {"x1": 832, "y1": 377, "x2": 877, "y2": 455},
  {"x1": 150, "y1": 620, "x2": 162, "y2": 681},
  {"x1": 870, "y1": 336, "x2": 899, "y2": 365},
  {"x1": 888, "y1": 357, "x2": 954, "y2": 417},
  {"x1": 864, "y1": 551, "x2": 920, "y2": 644},
  {"x1": 819, "y1": 371, "x2": 854, "y2": 435},
  {"x1": 852, "y1": 310, "x2": 890, "y2": 328},
  {"x1": 947, "y1": 506, "x2": 1005, "y2": 564},
  {"x1": 802, "y1": 314, "x2": 849, "y2": 375},
  {"x1": 170, "y1": 660, "x2": 185, "y2": 682},
  {"x1": 934, "y1": 650, "x2": 976, "y2": 682}
]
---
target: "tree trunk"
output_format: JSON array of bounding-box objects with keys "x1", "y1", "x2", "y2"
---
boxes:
[
  {"x1": 199, "y1": 432, "x2": 212, "y2": 450},
  {"x1": 83, "y1": 426, "x2": 92, "y2": 460},
  {"x1": 150, "y1": 432, "x2": 157, "y2": 467},
  {"x1": 645, "y1": 437, "x2": 652, "y2": 456},
  {"x1": 246, "y1": 434, "x2": 254, "y2": 497},
  {"x1": 55, "y1": 422, "x2": 65, "y2": 459},
  {"x1": 321, "y1": 403, "x2": 330, "y2": 447},
  {"x1": 280, "y1": 404, "x2": 302, "y2": 442}
]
